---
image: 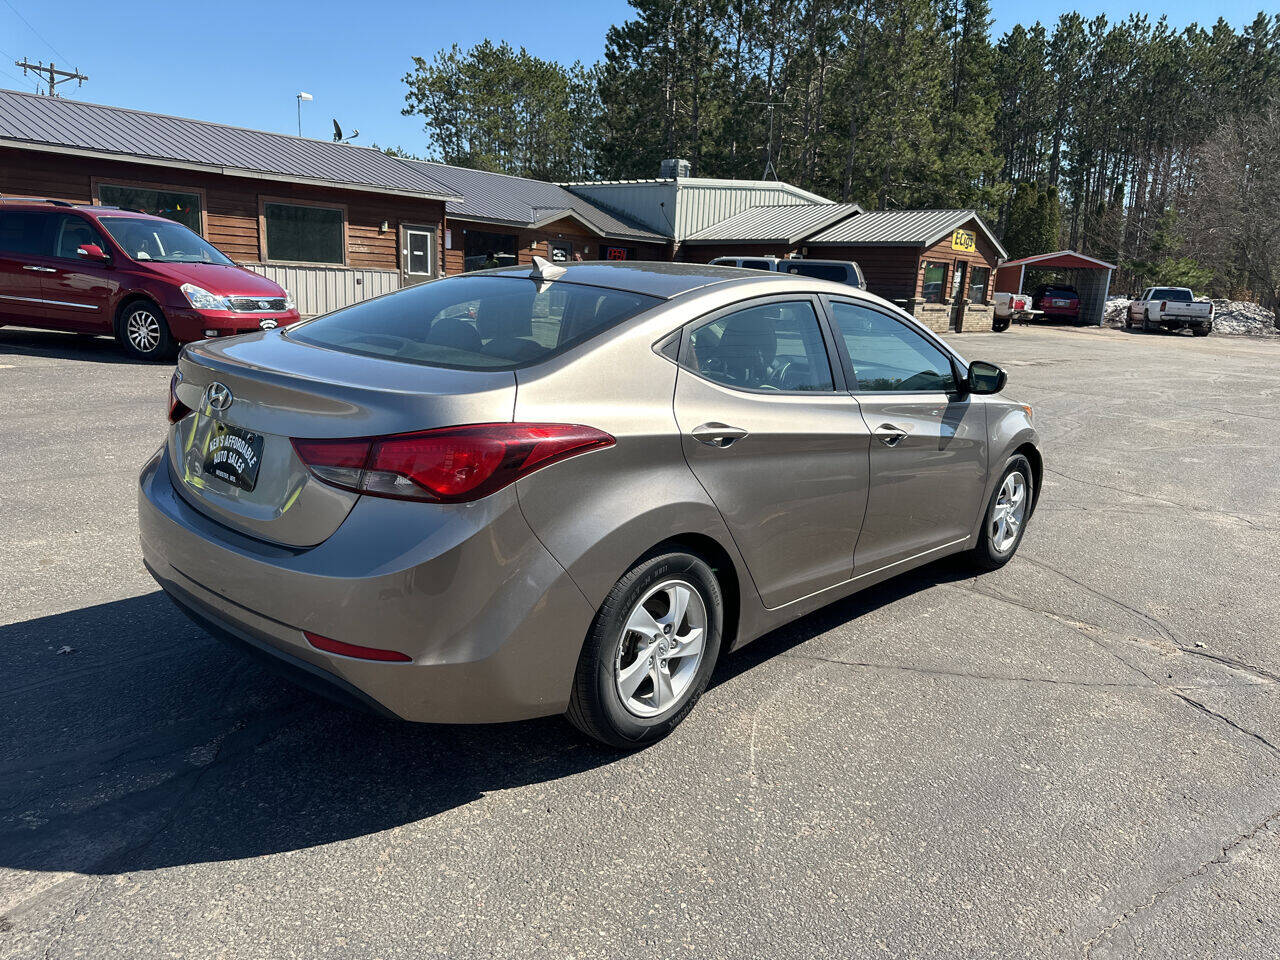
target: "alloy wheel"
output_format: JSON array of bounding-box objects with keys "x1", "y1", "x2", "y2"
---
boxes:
[
  {"x1": 990, "y1": 471, "x2": 1028, "y2": 554},
  {"x1": 614, "y1": 579, "x2": 707, "y2": 718},
  {"x1": 126, "y1": 309, "x2": 161, "y2": 354}
]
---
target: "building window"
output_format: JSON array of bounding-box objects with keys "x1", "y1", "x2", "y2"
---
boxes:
[
  {"x1": 263, "y1": 201, "x2": 344, "y2": 264},
  {"x1": 968, "y1": 266, "x2": 990, "y2": 305},
  {"x1": 97, "y1": 183, "x2": 202, "y2": 235},
  {"x1": 922, "y1": 262, "x2": 947, "y2": 303},
  {"x1": 463, "y1": 230, "x2": 518, "y2": 271}
]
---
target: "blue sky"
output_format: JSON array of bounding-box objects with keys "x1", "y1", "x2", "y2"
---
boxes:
[{"x1": 0, "y1": 0, "x2": 1264, "y2": 151}]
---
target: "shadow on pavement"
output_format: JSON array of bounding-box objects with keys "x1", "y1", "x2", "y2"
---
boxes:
[
  {"x1": 0, "y1": 327, "x2": 162, "y2": 366},
  {"x1": 0, "y1": 560, "x2": 971, "y2": 877}
]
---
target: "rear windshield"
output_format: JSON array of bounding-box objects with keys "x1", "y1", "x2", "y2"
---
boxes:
[
  {"x1": 1152, "y1": 287, "x2": 1193, "y2": 302},
  {"x1": 1043, "y1": 286, "x2": 1077, "y2": 296},
  {"x1": 289, "y1": 275, "x2": 662, "y2": 369}
]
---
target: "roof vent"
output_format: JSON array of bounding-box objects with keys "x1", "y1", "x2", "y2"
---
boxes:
[{"x1": 659, "y1": 158, "x2": 692, "y2": 179}]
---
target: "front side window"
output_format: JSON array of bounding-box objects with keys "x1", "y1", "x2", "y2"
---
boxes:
[
  {"x1": 0, "y1": 210, "x2": 52, "y2": 255},
  {"x1": 290, "y1": 275, "x2": 660, "y2": 369},
  {"x1": 740, "y1": 259, "x2": 773, "y2": 271},
  {"x1": 922, "y1": 262, "x2": 947, "y2": 303},
  {"x1": 968, "y1": 266, "x2": 990, "y2": 305},
  {"x1": 97, "y1": 184, "x2": 202, "y2": 235},
  {"x1": 684, "y1": 300, "x2": 834, "y2": 392},
  {"x1": 97, "y1": 216, "x2": 233, "y2": 265},
  {"x1": 52, "y1": 214, "x2": 108, "y2": 260},
  {"x1": 263, "y1": 201, "x2": 344, "y2": 264},
  {"x1": 831, "y1": 301, "x2": 956, "y2": 393}
]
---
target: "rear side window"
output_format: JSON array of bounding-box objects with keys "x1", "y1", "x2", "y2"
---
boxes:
[
  {"x1": 740, "y1": 260, "x2": 773, "y2": 271},
  {"x1": 290, "y1": 275, "x2": 661, "y2": 369},
  {"x1": 830, "y1": 301, "x2": 956, "y2": 393},
  {"x1": 783, "y1": 262, "x2": 848, "y2": 284},
  {"x1": 0, "y1": 210, "x2": 51, "y2": 256},
  {"x1": 683, "y1": 300, "x2": 834, "y2": 392}
]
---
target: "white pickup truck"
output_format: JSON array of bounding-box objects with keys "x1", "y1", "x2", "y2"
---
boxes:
[{"x1": 1126, "y1": 287, "x2": 1214, "y2": 336}]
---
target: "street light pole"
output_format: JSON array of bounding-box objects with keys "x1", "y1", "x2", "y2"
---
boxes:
[{"x1": 296, "y1": 92, "x2": 312, "y2": 136}]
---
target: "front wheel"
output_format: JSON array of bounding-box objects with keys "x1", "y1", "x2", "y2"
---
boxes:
[
  {"x1": 970, "y1": 456, "x2": 1034, "y2": 570},
  {"x1": 118, "y1": 301, "x2": 176, "y2": 361},
  {"x1": 567, "y1": 550, "x2": 723, "y2": 749}
]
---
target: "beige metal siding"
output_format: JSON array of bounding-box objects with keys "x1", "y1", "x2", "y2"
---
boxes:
[
  {"x1": 674, "y1": 182, "x2": 826, "y2": 239},
  {"x1": 245, "y1": 264, "x2": 400, "y2": 317}
]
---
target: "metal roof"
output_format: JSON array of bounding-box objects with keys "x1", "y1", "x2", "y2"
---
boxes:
[
  {"x1": 563, "y1": 178, "x2": 833, "y2": 241},
  {"x1": 402, "y1": 160, "x2": 665, "y2": 243},
  {"x1": 683, "y1": 203, "x2": 862, "y2": 243},
  {"x1": 0, "y1": 88, "x2": 459, "y2": 200},
  {"x1": 809, "y1": 208, "x2": 1008, "y2": 259},
  {"x1": 998, "y1": 250, "x2": 1115, "y2": 270}
]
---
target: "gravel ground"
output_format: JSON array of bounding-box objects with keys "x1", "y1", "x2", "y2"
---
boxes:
[{"x1": 2, "y1": 323, "x2": 1280, "y2": 959}]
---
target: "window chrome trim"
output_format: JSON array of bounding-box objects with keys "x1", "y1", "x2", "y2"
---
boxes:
[{"x1": 0, "y1": 293, "x2": 99, "y2": 310}]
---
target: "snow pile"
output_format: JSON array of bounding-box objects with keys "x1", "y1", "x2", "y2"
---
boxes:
[
  {"x1": 1104, "y1": 297, "x2": 1130, "y2": 325},
  {"x1": 1103, "y1": 295, "x2": 1278, "y2": 336},
  {"x1": 1210, "y1": 300, "x2": 1279, "y2": 337}
]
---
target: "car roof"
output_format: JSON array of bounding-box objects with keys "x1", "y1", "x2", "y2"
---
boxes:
[
  {"x1": 0, "y1": 200, "x2": 167, "y2": 222},
  {"x1": 480, "y1": 260, "x2": 817, "y2": 300}
]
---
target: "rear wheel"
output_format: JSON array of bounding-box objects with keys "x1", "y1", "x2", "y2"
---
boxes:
[
  {"x1": 118, "y1": 301, "x2": 176, "y2": 361},
  {"x1": 567, "y1": 550, "x2": 722, "y2": 749},
  {"x1": 1193, "y1": 325, "x2": 1211, "y2": 337},
  {"x1": 970, "y1": 456, "x2": 1033, "y2": 571}
]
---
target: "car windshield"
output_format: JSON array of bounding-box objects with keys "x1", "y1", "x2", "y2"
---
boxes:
[
  {"x1": 289, "y1": 275, "x2": 662, "y2": 369},
  {"x1": 1152, "y1": 288, "x2": 1193, "y2": 301},
  {"x1": 98, "y1": 217, "x2": 233, "y2": 265}
]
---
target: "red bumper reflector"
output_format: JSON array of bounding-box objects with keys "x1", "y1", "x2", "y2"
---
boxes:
[{"x1": 304, "y1": 631, "x2": 412, "y2": 662}]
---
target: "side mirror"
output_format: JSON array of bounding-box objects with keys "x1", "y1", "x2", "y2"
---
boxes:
[
  {"x1": 77, "y1": 243, "x2": 108, "y2": 261},
  {"x1": 966, "y1": 360, "x2": 1007, "y2": 395}
]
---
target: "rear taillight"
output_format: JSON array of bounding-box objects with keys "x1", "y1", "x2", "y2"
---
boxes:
[
  {"x1": 1160, "y1": 301, "x2": 1167, "y2": 311},
  {"x1": 168, "y1": 369, "x2": 191, "y2": 423},
  {"x1": 304, "y1": 631, "x2": 412, "y2": 662},
  {"x1": 291, "y1": 423, "x2": 615, "y2": 503}
]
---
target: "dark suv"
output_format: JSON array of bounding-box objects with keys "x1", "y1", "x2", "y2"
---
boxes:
[{"x1": 0, "y1": 199, "x2": 299, "y2": 360}]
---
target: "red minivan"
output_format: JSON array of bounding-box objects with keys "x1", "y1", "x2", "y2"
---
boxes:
[{"x1": 0, "y1": 199, "x2": 300, "y2": 360}]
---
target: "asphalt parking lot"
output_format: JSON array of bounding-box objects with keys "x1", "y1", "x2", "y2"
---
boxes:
[{"x1": 3, "y1": 322, "x2": 1280, "y2": 959}]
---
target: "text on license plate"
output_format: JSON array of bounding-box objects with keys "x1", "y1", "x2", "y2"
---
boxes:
[{"x1": 202, "y1": 421, "x2": 265, "y2": 491}]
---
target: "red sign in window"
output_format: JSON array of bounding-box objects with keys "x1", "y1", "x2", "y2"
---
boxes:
[{"x1": 605, "y1": 246, "x2": 629, "y2": 261}]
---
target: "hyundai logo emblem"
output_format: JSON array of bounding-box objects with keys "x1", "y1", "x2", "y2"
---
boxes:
[{"x1": 203, "y1": 381, "x2": 233, "y2": 412}]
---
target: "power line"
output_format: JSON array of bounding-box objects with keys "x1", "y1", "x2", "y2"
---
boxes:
[{"x1": 1, "y1": 0, "x2": 71, "y2": 63}]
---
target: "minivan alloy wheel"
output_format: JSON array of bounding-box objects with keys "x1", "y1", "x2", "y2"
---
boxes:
[
  {"x1": 615, "y1": 579, "x2": 707, "y2": 717},
  {"x1": 990, "y1": 471, "x2": 1027, "y2": 554},
  {"x1": 126, "y1": 308, "x2": 162, "y2": 353}
]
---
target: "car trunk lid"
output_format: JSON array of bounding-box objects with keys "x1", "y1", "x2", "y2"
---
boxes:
[{"x1": 168, "y1": 329, "x2": 516, "y2": 547}]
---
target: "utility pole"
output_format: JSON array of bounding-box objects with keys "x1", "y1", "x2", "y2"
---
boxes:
[
  {"x1": 746, "y1": 100, "x2": 788, "y2": 180},
  {"x1": 15, "y1": 60, "x2": 88, "y2": 97}
]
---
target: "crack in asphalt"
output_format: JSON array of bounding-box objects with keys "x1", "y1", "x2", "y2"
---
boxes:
[
  {"x1": 1080, "y1": 811, "x2": 1280, "y2": 959},
  {"x1": 1043, "y1": 467, "x2": 1278, "y2": 531},
  {"x1": 779, "y1": 653, "x2": 1153, "y2": 689}
]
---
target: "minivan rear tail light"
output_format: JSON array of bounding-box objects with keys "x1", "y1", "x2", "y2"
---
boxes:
[{"x1": 291, "y1": 423, "x2": 615, "y2": 503}]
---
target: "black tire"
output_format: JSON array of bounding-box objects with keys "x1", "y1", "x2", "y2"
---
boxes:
[
  {"x1": 1193, "y1": 325, "x2": 1211, "y2": 337},
  {"x1": 1124, "y1": 314, "x2": 1132, "y2": 329},
  {"x1": 117, "y1": 300, "x2": 176, "y2": 361},
  {"x1": 567, "y1": 550, "x2": 723, "y2": 749},
  {"x1": 970, "y1": 455, "x2": 1034, "y2": 571}
]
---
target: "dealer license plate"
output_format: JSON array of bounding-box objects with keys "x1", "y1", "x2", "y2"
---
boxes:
[{"x1": 202, "y1": 421, "x2": 265, "y2": 492}]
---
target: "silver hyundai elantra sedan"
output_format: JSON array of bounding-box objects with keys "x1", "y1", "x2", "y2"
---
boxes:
[{"x1": 139, "y1": 260, "x2": 1040, "y2": 748}]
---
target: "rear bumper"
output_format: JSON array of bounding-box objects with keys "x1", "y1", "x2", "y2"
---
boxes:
[
  {"x1": 137, "y1": 446, "x2": 596, "y2": 723},
  {"x1": 166, "y1": 307, "x2": 302, "y2": 343},
  {"x1": 1160, "y1": 316, "x2": 1212, "y2": 329}
]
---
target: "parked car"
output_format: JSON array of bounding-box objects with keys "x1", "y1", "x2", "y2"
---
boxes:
[
  {"x1": 708, "y1": 256, "x2": 865, "y2": 289},
  {"x1": 140, "y1": 260, "x2": 1040, "y2": 748},
  {"x1": 992, "y1": 291, "x2": 1039, "y2": 331},
  {"x1": 1031, "y1": 283, "x2": 1081, "y2": 322},
  {"x1": 0, "y1": 199, "x2": 300, "y2": 360},
  {"x1": 1126, "y1": 286, "x2": 1213, "y2": 336}
]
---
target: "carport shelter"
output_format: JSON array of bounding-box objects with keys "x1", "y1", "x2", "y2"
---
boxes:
[
  {"x1": 804, "y1": 209, "x2": 1007, "y2": 333},
  {"x1": 994, "y1": 251, "x2": 1116, "y2": 326}
]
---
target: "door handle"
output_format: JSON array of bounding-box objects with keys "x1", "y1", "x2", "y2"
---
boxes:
[
  {"x1": 691, "y1": 422, "x2": 749, "y2": 447},
  {"x1": 22, "y1": 265, "x2": 56, "y2": 273},
  {"x1": 874, "y1": 423, "x2": 908, "y2": 447}
]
